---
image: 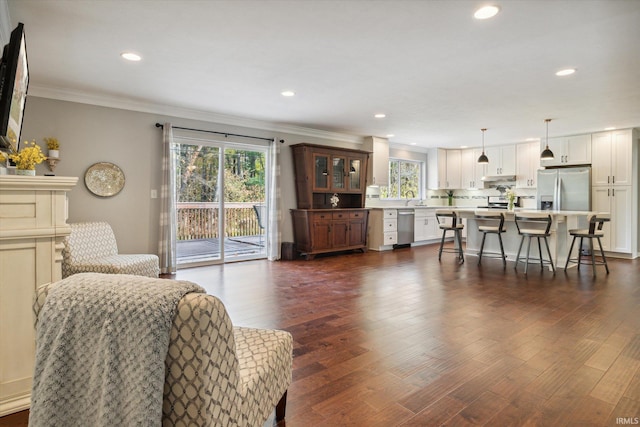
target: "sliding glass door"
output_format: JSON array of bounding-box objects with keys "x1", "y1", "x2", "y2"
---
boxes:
[{"x1": 174, "y1": 139, "x2": 268, "y2": 266}]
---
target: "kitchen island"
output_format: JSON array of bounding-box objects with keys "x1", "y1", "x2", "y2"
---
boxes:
[
  {"x1": 455, "y1": 208, "x2": 599, "y2": 269},
  {"x1": 365, "y1": 205, "x2": 603, "y2": 269}
]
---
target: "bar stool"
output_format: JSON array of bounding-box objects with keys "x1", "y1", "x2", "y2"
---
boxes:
[
  {"x1": 514, "y1": 213, "x2": 555, "y2": 275},
  {"x1": 435, "y1": 210, "x2": 464, "y2": 263},
  {"x1": 564, "y1": 214, "x2": 610, "y2": 276},
  {"x1": 475, "y1": 211, "x2": 506, "y2": 267}
]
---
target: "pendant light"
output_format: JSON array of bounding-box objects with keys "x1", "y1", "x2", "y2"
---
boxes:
[
  {"x1": 477, "y1": 128, "x2": 489, "y2": 164},
  {"x1": 540, "y1": 118, "x2": 555, "y2": 160}
]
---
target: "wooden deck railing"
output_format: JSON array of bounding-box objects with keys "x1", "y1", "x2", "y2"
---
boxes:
[{"x1": 177, "y1": 202, "x2": 264, "y2": 240}]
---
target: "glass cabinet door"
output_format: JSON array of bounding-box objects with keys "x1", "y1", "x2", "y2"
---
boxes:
[
  {"x1": 313, "y1": 154, "x2": 329, "y2": 190},
  {"x1": 348, "y1": 158, "x2": 361, "y2": 191},
  {"x1": 332, "y1": 156, "x2": 345, "y2": 190}
]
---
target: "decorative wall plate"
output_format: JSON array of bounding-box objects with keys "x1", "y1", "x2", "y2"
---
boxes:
[{"x1": 84, "y1": 162, "x2": 125, "y2": 197}]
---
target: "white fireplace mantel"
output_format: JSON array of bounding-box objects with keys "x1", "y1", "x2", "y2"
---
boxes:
[{"x1": 0, "y1": 175, "x2": 78, "y2": 416}]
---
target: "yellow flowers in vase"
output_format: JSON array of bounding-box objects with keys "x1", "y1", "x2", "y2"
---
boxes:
[
  {"x1": 44, "y1": 137, "x2": 60, "y2": 158},
  {"x1": 9, "y1": 140, "x2": 47, "y2": 174}
]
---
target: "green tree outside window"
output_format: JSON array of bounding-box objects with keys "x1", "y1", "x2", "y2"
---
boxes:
[{"x1": 380, "y1": 159, "x2": 422, "y2": 199}]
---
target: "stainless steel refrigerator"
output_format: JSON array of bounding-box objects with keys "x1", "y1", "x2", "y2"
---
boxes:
[{"x1": 537, "y1": 167, "x2": 591, "y2": 211}]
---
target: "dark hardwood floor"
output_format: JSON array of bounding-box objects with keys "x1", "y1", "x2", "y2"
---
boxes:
[{"x1": 3, "y1": 243, "x2": 639, "y2": 426}]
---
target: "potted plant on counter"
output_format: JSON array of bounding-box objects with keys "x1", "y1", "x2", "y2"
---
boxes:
[
  {"x1": 9, "y1": 140, "x2": 47, "y2": 175},
  {"x1": 446, "y1": 190, "x2": 454, "y2": 206},
  {"x1": 506, "y1": 188, "x2": 516, "y2": 211}
]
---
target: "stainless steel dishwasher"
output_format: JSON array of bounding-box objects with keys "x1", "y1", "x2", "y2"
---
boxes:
[{"x1": 395, "y1": 209, "x2": 415, "y2": 248}]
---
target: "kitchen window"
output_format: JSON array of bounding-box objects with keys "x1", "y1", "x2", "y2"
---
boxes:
[{"x1": 380, "y1": 158, "x2": 422, "y2": 199}]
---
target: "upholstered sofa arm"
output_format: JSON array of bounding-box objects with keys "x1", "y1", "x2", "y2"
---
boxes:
[{"x1": 163, "y1": 293, "x2": 241, "y2": 426}]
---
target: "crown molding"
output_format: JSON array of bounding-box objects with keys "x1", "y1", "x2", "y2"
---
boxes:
[
  {"x1": 28, "y1": 84, "x2": 364, "y2": 144},
  {"x1": 0, "y1": 0, "x2": 11, "y2": 45},
  {"x1": 389, "y1": 142, "x2": 429, "y2": 153}
]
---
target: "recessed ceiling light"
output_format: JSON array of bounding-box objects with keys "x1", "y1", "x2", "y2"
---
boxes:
[
  {"x1": 525, "y1": 138, "x2": 538, "y2": 142},
  {"x1": 604, "y1": 127, "x2": 616, "y2": 130},
  {"x1": 121, "y1": 52, "x2": 142, "y2": 61},
  {"x1": 386, "y1": 134, "x2": 395, "y2": 138},
  {"x1": 281, "y1": 90, "x2": 295, "y2": 97},
  {"x1": 555, "y1": 68, "x2": 576, "y2": 76},
  {"x1": 474, "y1": 5, "x2": 500, "y2": 20},
  {"x1": 374, "y1": 113, "x2": 386, "y2": 119},
  {"x1": 410, "y1": 143, "x2": 417, "y2": 146},
  {"x1": 460, "y1": 145, "x2": 468, "y2": 149}
]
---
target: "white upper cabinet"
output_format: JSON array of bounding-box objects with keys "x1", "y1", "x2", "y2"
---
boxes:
[
  {"x1": 461, "y1": 148, "x2": 486, "y2": 189},
  {"x1": 591, "y1": 129, "x2": 632, "y2": 186},
  {"x1": 427, "y1": 148, "x2": 448, "y2": 190},
  {"x1": 540, "y1": 134, "x2": 591, "y2": 167},
  {"x1": 485, "y1": 145, "x2": 516, "y2": 176},
  {"x1": 515, "y1": 142, "x2": 540, "y2": 189},
  {"x1": 428, "y1": 148, "x2": 463, "y2": 190},
  {"x1": 445, "y1": 149, "x2": 461, "y2": 190},
  {"x1": 363, "y1": 136, "x2": 389, "y2": 186}
]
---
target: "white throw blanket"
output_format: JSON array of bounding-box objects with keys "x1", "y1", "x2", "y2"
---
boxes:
[{"x1": 30, "y1": 273, "x2": 205, "y2": 427}]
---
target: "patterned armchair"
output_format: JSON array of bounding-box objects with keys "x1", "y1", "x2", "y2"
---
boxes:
[
  {"x1": 34, "y1": 278, "x2": 293, "y2": 426},
  {"x1": 62, "y1": 221, "x2": 159, "y2": 278}
]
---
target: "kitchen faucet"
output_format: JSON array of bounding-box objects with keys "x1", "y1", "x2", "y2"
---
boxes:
[{"x1": 405, "y1": 190, "x2": 415, "y2": 205}]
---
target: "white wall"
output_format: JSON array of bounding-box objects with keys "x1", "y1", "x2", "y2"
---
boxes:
[{"x1": 21, "y1": 96, "x2": 363, "y2": 254}]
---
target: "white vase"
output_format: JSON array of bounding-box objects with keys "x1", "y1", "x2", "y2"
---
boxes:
[
  {"x1": 48, "y1": 149, "x2": 59, "y2": 158},
  {"x1": 16, "y1": 169, "x2": 36, "y2": 176}
]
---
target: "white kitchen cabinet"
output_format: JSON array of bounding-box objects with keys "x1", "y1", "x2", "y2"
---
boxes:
[
  {"x1": 414, "y1": 209, "x2": 439, "y2": 242},
  {"x1": 485, "y1": 145, "x2": 516, "y2": 176},
  {"x1": 589, "y1": 129, "x2": 638, "y2": 257},
  {"x1": 515, "y1": 141, "x2": 540, "y2": 189},
  {"x1": 446, "y1": 149, "x2": 462, "y2": 190},
  {"x1": 367, "y1": 209, "x2": 397, "y2": 250},
  {"x1": 592, "y1": 185, "x2": 633, "y2": 253},
  {"x1": 540, "y1": 134, "x2": 591, "y2": 167},
  {"x1": 428, "y1": 148, "x2": 472, "y2": 189},
  {"x1": 461, "y1": 148, "x2": 486, "y2": 189},
  {"x1": 591, "y1": 129, "x2": 632, "y2": 187},
  {"x1": 427, "y1": 148, "x2": 447, "y2": 190},
  {"x1": 363, "y1": 136, "x2": 389, "y2": 186}
]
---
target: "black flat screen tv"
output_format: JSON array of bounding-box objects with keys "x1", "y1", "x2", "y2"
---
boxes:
[{"x1": 0, "y1": 23, "x2": 29, "y2": 153}]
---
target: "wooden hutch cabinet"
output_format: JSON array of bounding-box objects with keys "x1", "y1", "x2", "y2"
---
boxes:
[{"x1": 290, "y1": 143, "x2": 370, "y2": 259}]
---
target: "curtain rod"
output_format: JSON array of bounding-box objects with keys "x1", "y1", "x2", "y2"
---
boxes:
[{"x1": 155, "y1": 123, "x2": 284, "y2": 143}]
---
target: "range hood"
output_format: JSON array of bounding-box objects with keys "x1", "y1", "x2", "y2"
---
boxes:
[{"x1": 481, "y1": 175, "x2": 517, "y2": 183}]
